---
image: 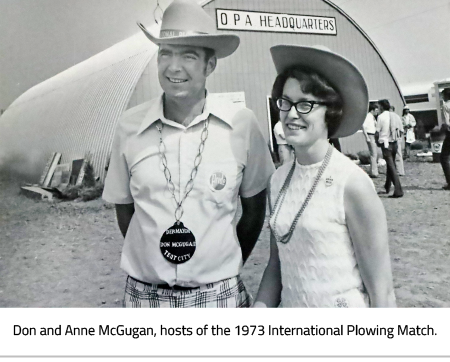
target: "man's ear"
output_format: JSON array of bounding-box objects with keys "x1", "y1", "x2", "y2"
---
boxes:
[{"x1": 205, "y1": 56, "x2": 217, "y2": 77}]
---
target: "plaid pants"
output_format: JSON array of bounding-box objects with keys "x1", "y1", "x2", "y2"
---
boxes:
[{"x1": 124, "y1": 276, "x2": 252, "y2": 308}]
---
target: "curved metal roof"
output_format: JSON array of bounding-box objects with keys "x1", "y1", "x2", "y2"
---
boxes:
[{"x1": 0, "y1": 32, "x2": 158, "y2": 182}]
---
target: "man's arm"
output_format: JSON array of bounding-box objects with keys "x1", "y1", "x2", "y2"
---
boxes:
[
  {"x1": 362, "y1": 115, "x2": 371, "y2": 142},
  {"x1": 362, "y1": 127, "x2": 370, "y2": 142},
  {"x1": 115, "y1": 203, "x2": 135, "y2": 238},
  {"x1": 236, "y1": 189, "x2": 267, "y2": 263}
]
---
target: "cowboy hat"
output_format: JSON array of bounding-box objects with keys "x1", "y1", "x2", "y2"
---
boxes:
[
  {"x1": 270, "y1": 45, "x2": 369, "y2": 138},
  {"x1": 138, "y1": 0, "x2": 239, "y2": 59}
]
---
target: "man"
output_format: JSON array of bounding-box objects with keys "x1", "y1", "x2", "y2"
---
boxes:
[
  {"x1": 376, "y1": 99, "x2": 403, "y2": 198},
  {"x1": 273, "y1": 120, "x2": 294, "y2": 165},
  {"x1": 402, "y1": 106, "x2": 416, "y2": 159},
  {"x1": 103, "y1": 0, "x2": 274, "y2": 308},
  {"x1": 440, "y1": 88, "x2": 450, "y2": 190},
  {"x1": 390, "y1": 106, "x2": 405, "y2": 176},
  {"x1": 362, "y1": 103, "x2": 379, "y2": 178}
]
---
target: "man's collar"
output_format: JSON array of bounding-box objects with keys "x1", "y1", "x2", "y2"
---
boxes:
[
  {"x1": 202, "y1": 93, "x2": 235, "y2": 129},
  {"x1": 137, "y1": 92, "x2": 235, "y2": 134},
  {"x1": 137, "y1": 96, "x2": 165, "y2": 135}
]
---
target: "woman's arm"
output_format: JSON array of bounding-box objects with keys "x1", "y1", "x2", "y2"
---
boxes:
[
  {"x1": 344, "y1": 171, "x2": 396, "y2": 307},
  {"x1": 253, "y1": 233, "x2": 282, "y2": 307}
]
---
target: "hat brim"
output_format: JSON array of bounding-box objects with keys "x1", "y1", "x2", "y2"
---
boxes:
[
  {"x1": 138, "y1": 23, "x2": 240, "y2": 59},
  {"x1": 270, "y1": 45, "x2": 369, "y2": 138}
]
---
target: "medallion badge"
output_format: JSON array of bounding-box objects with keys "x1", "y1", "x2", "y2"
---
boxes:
[{"x1": 160, "y1": 222, "x2": 196, "y2": 264}]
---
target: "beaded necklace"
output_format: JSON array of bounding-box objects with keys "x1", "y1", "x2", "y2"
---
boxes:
[{"x1": 270, "y1": 144, "x2": 333, "y2": 244}]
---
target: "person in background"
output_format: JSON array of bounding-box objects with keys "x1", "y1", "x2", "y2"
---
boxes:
[
  {"x1": 254, "y1": 45, "x2": 396, "y2": 308},
  {"x1": 103, "y1": 0, "x2": 274, "y2": 308},
  {"x1": 402, "y1": 106, "x2": 416, "y2": 159},
  {"x1": 273, "y1": 120, "x2": 294, "y2": 165},
  {"x1": 362, "y1": 102, "x2": 379, "y2": 178},
  {"x1": 440, "y1": 88, "x2": 450, "y2": 190},
  {"x1": 390, "y1": 106, "x2": 405, "y2": 176},
  {"x1": 377, "y1": 99, "x2": 403, "y2": 198}
]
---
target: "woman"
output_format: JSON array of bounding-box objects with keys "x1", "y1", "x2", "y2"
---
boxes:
[
  {"x1": 402, "y1": 106, "x2": 416, "y2": 159},
  {"x1": 254, "y1": 45, "x2": 396, "y2": 308}
]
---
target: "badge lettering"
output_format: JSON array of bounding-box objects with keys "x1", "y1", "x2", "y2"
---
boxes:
[
  {"x1": 160, "y1": 222, "x2": 196, "y2": 264},
  {"x1": 165, "y1": 228, "x2": 191, "y2": 234},
  {"x1": 210, "y1": 171, "x2": 227, "y2": 191}
]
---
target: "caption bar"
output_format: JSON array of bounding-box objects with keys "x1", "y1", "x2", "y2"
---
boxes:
[{"x1": 13, "y1": 323, "x2": 437, "y2": 340}]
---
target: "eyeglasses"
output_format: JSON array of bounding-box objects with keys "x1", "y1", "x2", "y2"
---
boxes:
[{"x1": 275, "y1": 98, "x2": 328, "y2": 114}]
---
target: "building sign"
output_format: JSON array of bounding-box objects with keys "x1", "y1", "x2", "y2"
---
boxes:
[{"x1": 216, "y1": 9, "x2": 337, "y2": 35}]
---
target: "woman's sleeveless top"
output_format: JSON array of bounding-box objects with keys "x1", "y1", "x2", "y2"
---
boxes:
[{"x1": 269, "y1": 150, "x2": 370, "y2": 308}]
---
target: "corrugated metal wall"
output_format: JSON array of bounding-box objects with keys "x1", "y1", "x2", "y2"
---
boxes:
[
  {"x1": 0, "y1": 33, "x2": 158, "y2": 182},
  {"x1": 128, "y1": 50, "x2": 162, "y2": 109}
]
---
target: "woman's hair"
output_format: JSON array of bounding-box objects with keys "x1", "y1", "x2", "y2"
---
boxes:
[{"x1": 271, "y1": 67, "x2": 343, "y2": 137}]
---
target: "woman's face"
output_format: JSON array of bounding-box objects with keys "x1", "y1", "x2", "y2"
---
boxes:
[{"x1": 280, "y1": 77, "x2": 328, "y2": 148}]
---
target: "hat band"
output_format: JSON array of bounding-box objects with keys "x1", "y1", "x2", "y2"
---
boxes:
[{"x1": 160, "y1": 29, "x2": 209, "y2": 38}]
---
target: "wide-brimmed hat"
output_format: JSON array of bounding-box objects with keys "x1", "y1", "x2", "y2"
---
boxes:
[
  {"x1": 403, "y1": 105, "x2": 410, "y2": 110},
  {"x1": 138, "y1": 0, "x2": 239, "y2": 59},
  {"x1": 270, "y1": 45, "x2": 369, "y2": 138}
]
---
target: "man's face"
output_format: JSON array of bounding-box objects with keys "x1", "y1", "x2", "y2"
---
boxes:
[
  {"x1": 372, "y1": 108, "x2": 379, "y2": 116},
  {"x1": 157, "y1": 44, "x2": 216, "y2": 101}
]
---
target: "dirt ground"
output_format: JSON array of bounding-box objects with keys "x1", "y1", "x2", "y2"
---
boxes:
[{"x1": 1, "y1": 154, "x2": 449, "y2": 308}]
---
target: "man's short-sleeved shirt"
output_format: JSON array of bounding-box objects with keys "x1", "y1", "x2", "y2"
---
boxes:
[
  {"x1": 273, "y1": 121, "x2": 288, "y2": 145},
  {"x1": 362, "y1": 113, "x2": 377, "y2": 134},
  {"x1": 376, "y1": 110, "x2": 393, "y2": 147},
  {"x1": 103, "y1": 93, "x2": 275, "y2": 287}
]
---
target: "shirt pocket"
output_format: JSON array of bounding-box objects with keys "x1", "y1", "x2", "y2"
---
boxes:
[{"x1": 200, "y1": 161, "x2": 240, "y2": 205}]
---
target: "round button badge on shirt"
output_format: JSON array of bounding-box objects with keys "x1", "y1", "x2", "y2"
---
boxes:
[{"x1": 210, "y1": 171, "x2": 227, "y2": 191}]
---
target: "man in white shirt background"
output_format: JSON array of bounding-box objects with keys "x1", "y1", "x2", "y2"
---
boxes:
[
  {"x1": 376, "y1": 99, "x2": 403, "y2": 198},
  {"x1": 440, "y1": 88, "x2": 450, "y2": 190},
  {"x1": 390, "y1": 105, "x2": 405, "y2": 176},
  {"x1": 402, "y1": 106, "x2": 416, "y2": 159},
  {"x1": 362, "y1": 102, "x2": 379, "y2": 178},
  {"x1": 273, "y1": 120, "x2": 294, "y2": 165}
]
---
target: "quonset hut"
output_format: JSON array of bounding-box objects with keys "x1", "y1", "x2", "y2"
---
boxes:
[{"x1": 0, "y1": 0, "x2": 405, "y2": 182}]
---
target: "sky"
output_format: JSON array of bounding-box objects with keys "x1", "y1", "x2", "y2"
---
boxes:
[
  {"x1": 1, "y1": 0, "x2": 449, "y2": 112},
  {"x1": 331, "y1": 0, "x2": 450, "y2": 93}
]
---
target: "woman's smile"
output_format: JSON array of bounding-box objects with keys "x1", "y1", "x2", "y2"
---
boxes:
[{"x1": 285, "y1": 123, "x2": 307, "y2": 131}]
